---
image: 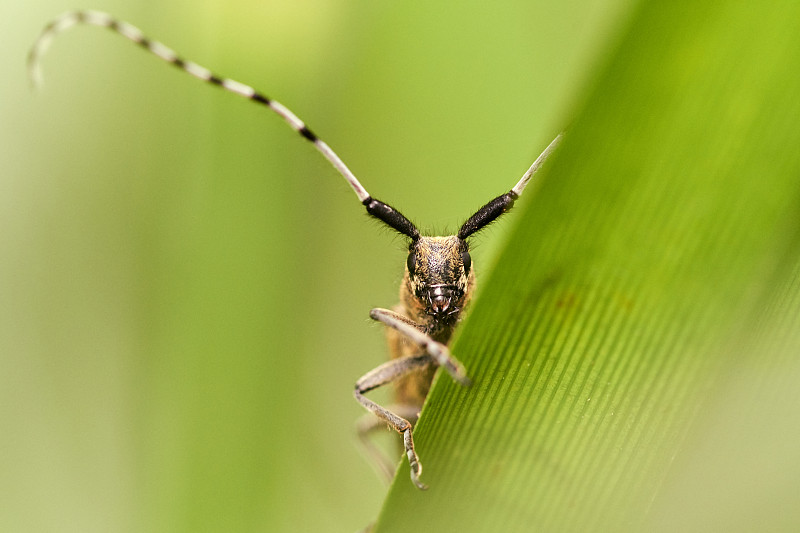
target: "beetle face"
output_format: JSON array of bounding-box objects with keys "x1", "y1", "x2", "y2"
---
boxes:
[{"x1": 404, "y1": 236, "x2": 473, "y2": 321}]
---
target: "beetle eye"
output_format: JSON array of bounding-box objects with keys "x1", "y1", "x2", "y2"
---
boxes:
[
  {"x1": 406, "y1": 253, "x2": 417, "y2": 276},
  {"x1": 461, "y1": 250, "x2": 472, "y2": 275}
]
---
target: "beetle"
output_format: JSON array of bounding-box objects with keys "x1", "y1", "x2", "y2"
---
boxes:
[{"x1": 29, "y1": 10, "x2": 561, "y2": 490}]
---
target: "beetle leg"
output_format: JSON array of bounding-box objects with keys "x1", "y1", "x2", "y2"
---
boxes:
[
  {"x1": 369, "y1": 308, "x2": 471, "y2": 386},
  {"x1": 354, "y1": 354, "x2": 433, "y2": 490},
  {"x1": 356, "y1": 404, "x2": 421, "y2": 483}
]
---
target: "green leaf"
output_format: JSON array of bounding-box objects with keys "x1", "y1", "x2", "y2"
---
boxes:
[{"x1": 375, "y1": 3, "x2": 800, "y2": 532}]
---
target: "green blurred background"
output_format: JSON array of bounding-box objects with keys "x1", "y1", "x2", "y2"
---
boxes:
[{"x1": 2, "y1": 1, "x2": 626, "y2": 531}]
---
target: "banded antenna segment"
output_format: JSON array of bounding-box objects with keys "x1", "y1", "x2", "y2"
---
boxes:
[
  {"x1": 28, "y1": 10, "x2": 371, "y2": 203},
  {"x1": 511, "y1": 132, "x2": 562, "y2": 197}
]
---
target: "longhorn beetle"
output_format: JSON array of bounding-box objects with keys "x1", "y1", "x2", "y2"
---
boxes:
[{"x1": 29, "y1": 10, "x2": 562, "y2": 490}]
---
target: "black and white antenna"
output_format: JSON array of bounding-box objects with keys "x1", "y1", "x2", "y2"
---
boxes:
[
  {"x1": 29, "y1": 10, "x2": 560, "y2": 241},
  {"x1": 29, "y1": 11, "x2": 367, "y2": 193}
]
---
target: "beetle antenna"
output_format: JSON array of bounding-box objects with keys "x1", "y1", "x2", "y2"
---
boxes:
[
  {"x1": 511, "y1": 132, "x2": 563, "y2": 197},
  {"x1": 457, "y1": 133, "x2": 562, "y2": 240},
  {"x1": 28, "y1": 10, "x2": 424, "y2": 238}
]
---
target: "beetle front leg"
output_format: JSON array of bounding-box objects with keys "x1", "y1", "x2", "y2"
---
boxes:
[{"x1": 369, "y1": 308, "x2": 471, "y2": 386}]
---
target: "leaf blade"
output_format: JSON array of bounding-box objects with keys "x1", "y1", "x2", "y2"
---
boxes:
[{"x1": 376, "y1": 2, "x2": 800, "y2": 531}]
